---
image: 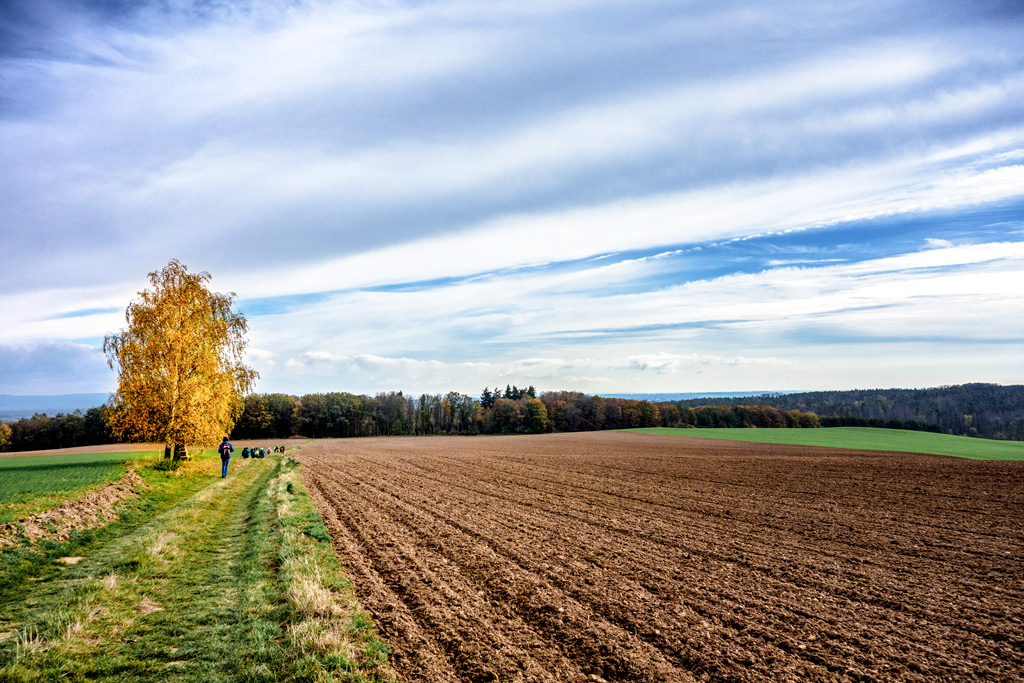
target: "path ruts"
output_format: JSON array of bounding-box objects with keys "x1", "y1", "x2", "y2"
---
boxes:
[
  {"x1": 0, "y1": 455, "x2": 283, "y2": 681},
  {"x1": 300, "y1": 432, "x2": 1024, "y2": 683}
]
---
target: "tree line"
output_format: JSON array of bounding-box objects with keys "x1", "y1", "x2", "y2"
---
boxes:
[
  {"x1": 1, "y1": 407, "x2": 111, "y2": 452},
  {"x1": 6, "y1": 382, "x2": 1020, "y2": 452},
  {"x1": 1, "y1": 389, "x2": 821, "y2": 450},
  {"x1": 228, "y1": 390, "x2": 824, "y2": 437}
]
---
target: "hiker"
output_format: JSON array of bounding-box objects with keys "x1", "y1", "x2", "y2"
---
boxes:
[
  {"x1": 241, "y1": 447, "x2": 250, "y2": 459},
  {"x1": 219, "y1": 437, "x2": 234, "y2": 477}
]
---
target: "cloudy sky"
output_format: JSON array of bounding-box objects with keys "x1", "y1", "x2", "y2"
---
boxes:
[{"x1": 2, "y1": 0, "x2": 1023, "y2": 398}]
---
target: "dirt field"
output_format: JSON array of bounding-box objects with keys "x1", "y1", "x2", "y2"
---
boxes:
[{"x1": 298, "y1": 432, "x2": 1024, "y2": 682}]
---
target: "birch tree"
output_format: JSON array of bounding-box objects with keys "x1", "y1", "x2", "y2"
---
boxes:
[{"x1": 104, "y1": 260, "x2": 257, "y2": 461}]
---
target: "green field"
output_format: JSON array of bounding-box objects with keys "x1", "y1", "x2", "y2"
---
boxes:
[
  {"x1": 627, "y1": 427, "x2": 1024, "y2": 461},
  {"x1": 0, "y1": 451, "x2": 160, "y2": 523}
]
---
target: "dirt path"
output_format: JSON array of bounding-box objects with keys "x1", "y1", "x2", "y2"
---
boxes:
[{"x1": 299, "y1": 432, "x2": 1024, "y2": 682}]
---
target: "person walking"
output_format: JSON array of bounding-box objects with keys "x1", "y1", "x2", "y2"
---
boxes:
[{"x1": 219, "y1": 437, "x2": 234, "y2": 477}]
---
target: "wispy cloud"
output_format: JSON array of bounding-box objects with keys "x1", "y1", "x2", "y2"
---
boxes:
[{"x1": 1, "y1": 0, "x2": 1023, "y2": 395}]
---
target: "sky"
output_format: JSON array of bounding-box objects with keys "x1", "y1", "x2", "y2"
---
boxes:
[{"x1": 1, "y1": 0, "x2": 1023, "y2": 399}]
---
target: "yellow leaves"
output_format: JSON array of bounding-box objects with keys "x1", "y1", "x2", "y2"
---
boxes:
[
  {"x1": 0, "y1": 421, "x2": 11, "y2": 452},
  {"x1": 104, "y1": 260, "x2": 257, "y2": 456}
]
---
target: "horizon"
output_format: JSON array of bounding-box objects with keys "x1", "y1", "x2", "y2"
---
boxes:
[
  {"x1": 2, "y1": 1, "x2": 1023, "y2": 396},
  {"x1": 2, "y1": 381, "x2": 1015, "y2": 405}
]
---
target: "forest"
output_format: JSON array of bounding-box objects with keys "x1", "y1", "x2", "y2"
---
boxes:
[
  {"x1": 665, "y1": 383, "x2": 1024, "y2": 440},
  {"x1": 2, "y1": 383, "x2": 1021, "y2": 452}
]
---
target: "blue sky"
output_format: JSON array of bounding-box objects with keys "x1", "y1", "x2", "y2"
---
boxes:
[{"x1": 1, "y1": 0, "x2": 1023, "y2": 397}]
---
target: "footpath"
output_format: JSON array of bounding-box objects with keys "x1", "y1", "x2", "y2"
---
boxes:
[{"x1": 0, "y1": 450, "x2": 395, "y2": 682}]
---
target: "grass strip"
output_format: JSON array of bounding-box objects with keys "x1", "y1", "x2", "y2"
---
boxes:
[
  {"x1": 0, "y1": 448, "x2": 396, "y2": 682},
  {"x1": 628, "y1": 426, "x2": 1024, "y2": 460}
]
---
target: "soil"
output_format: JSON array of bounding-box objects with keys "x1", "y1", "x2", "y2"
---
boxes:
[
  {"x1": 0, "y1": 469, "x2": 149, "y2": 548},
  {"x1": 298, "y1": 431, "x2": 1024, "y2": 682}
]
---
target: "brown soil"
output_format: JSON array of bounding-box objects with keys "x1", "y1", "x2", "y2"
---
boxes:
[
  {"x1": 298, "y1": 432, "x2": 1024, "y2": 683},
  {"x1": 0, "y1": 469, "x2": 150, "y2": 548}
]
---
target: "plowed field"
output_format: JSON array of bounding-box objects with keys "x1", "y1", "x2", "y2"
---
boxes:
[{"x1": 298, "y1": 432, "x2": 1024, "y2": 682}]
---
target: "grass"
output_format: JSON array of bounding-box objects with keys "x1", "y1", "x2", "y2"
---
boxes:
[
  {"x1": 0, "y1": 451, "x2": 161, "y2": 524},
  {"x1": 0, "y1": 447, "x2": 395, "y2": 682},
  {"x1": 628, "y1": 427, "x2": 1024, "y2": 460}
]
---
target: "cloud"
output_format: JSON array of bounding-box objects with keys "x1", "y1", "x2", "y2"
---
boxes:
[
  {"x1": 245, "y1": 347, "x2": 278, "y2": 370},
  {"x1": 2, "y1": 0, "x2": 1023, "y2": 394},
  {"x1": 0, "y1": 341, "x2": 112, "y2": 395},
  {"x1": 242, "y1": 237, "x2": 1024, "y2": 392},
  {"x1": 3, "y1": 0, "x2": 1024, "y2": 297},
  {"x1": 623, "y1": 353, "x2": 791, "y2": 374}
]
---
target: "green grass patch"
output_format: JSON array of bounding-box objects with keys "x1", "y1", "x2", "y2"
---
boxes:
[
  {"x1": 0, "y1": 451, "x2": 161, "y2": 524},
  {"x1": 0, "y1": 448, "x2": 396, "y2": 682},
  {"x1": 628, "y1": 427, "x2": 1024, "y2": 460},
  {"x1": 0, "y1": 452, "x2": 220, "y2": 606}
]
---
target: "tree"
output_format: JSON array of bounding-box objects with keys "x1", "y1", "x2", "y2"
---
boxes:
[
  {"x1": 234, "y1": 394, "x2": 273, "y2": 438},
  {"x1": 104, "y1": 260, "x2": 257, "y2": 461},
  {"x1": 524, "y1": 398, "x2": 550, "y2": 433},
  {"x1": 0, "y1": 421, "x2": 10, "y2": 452},
  {"x1": 480, "y1": 387, "x2": 494, "y2": 409}
]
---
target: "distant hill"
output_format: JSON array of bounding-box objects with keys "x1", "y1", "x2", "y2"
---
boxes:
[
  {"x1": 606, "y1": 391, "x2": 795, "y2": 403},
  {"x1": 0, "y1": 393, "x2": 109, "y2": 421},
  {"x1": 660, "y1": 383, "x2": 1024, "y2": 440}
]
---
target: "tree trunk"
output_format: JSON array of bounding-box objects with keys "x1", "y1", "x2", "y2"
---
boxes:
[{"x1": 172, "y1": 442, "x2": 187, "y2": 461}]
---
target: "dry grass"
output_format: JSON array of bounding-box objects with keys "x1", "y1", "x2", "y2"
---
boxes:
[
  {"x1": 285, "y1": 555, "x2": 355, "y2": 618},
  {"x1": 274, "y1": 459, "x2": 396, "y2": 681},
  {"x1": 100, "y1": 572, "x2": 118, "y2": 591},
  {"x1": 286, "y1": 619, "x2": 359, "y2": 661},
  {"x1": 147, "y1": 530, "x2": 177, "y2": 558},
  {"x1": 134, "y1": 597, "x2": 164, "y2": 616}
]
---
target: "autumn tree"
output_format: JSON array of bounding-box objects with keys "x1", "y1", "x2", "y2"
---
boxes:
[
  {"x1": 0, "y1": 421, "x2": 11, "y2": 452},
  {"x1": 524, "y1": 398, "x2": 550, "y2": 433},
  {"x1": 104, "y1": 260, "x2": 257, "y2": 461}
]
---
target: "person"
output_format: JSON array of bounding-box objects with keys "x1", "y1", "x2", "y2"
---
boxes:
[
  {"x1": 241, "y1": 447, "x2": 250, "y2": 459},
  {"x1": 218, "y1": 437, "x2": 234, "y2": 477}
]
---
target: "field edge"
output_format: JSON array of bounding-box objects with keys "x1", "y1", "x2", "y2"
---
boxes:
[{"x1": 626, "y1": 426, "x2": 1024, "y2": 460}]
